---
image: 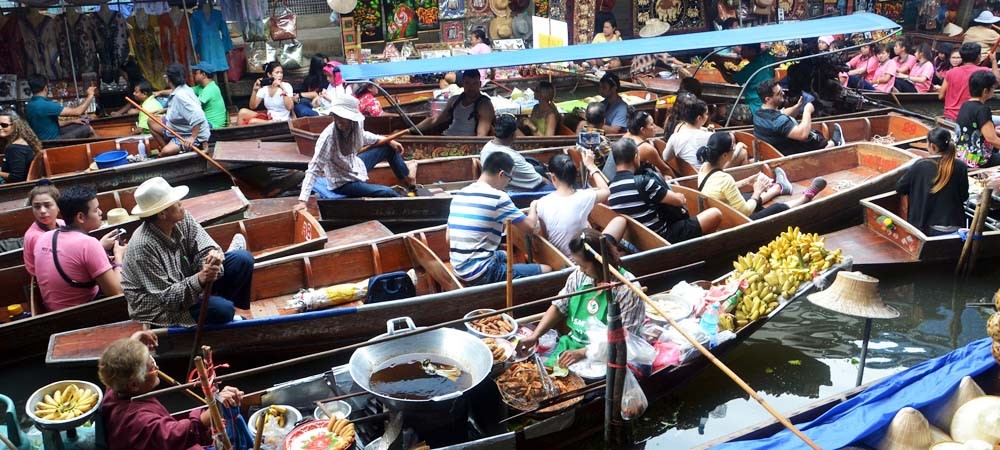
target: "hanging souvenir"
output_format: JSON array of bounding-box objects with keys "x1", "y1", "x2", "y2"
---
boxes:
[
  {"x1": 489, "y1": 0, "x2": 514, "y2": 39},
  {"x1": 440, "y1": 0, "x2": 465, "y2": 19},
  {"x1": 383, "y1": 0, "x2": 418, "y2": 41},
  {"x1": 441, "y1": 19, "x2": 465, "y2": 42},
  {"x1": 874, "y1": 0, "x2": 904, "y2": 22},
  {"x1": 357, "y1": 0, "x2": 385, "y2": 42},
  {"x1": 341, "y1": 14, "x2": 360, "y2": 48},
  {"x1": 415, "y1": 0, "x2": 440, "y2": 30},
  {"x1": 572, "y1": 0, "x2": 595, "y2": 45},
  {"x1": 467, "y1": 0, "x2": 490, "y2": 16},
  {"x1": 535, "y1": 0, "x2": 549, "y2": 17}
]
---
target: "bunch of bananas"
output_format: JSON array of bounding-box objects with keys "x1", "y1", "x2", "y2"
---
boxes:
[
  {"x1": 326, "y1": 417, "x2": 356, "y2": 450},
  {"x1": 727, "y1": 227, "x2": 843, "y2": 329},
  {"x1": 34, "y1": 384, "x2": 98, "y2": 421},
  {"x1": 257, "y1": 405, "x2": 289, "y2": 428}
]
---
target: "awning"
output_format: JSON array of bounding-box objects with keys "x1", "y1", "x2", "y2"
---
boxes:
[{"x1": 340, "y1": 13, "x2": 899, "y2": 81}]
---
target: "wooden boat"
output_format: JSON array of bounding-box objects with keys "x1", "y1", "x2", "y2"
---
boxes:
[
  {"x1": 0, "y1": 186, "x2": 251, "y2": 270},
  {"x1": 823, "y1": 189, "x2": 1000, "y2": 266},
  {"x1": 695, "y1": 340, "x2": 999, "y2": 449},
  {"x1": 0, "y1": 139, "x2": 213, "y2": 206},
  {"x1": 0, "y1": 209, "x2": 331, "y2": 367},
  {"x1": 40, "y1": 114, "x2": 140, "y2": 148}
]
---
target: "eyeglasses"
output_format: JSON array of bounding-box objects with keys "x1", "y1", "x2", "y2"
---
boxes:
[
  {"x1": 500, "y1": 170, "x2": 512, "y2": 180},
  {"x1": 0, "y1": 123, "x2": 10, "y2": 129}
]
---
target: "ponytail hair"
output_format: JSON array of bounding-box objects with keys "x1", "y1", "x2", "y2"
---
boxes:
[
  {"x1": 928, "y1": 127, "x2": 956, "y2": 194},
  {"x1": 696, "y1": 131, "x2": 734, "y2": 166},
  {"x1": 568, "y1": 228, "x2": 622, "y2": 282},
  {"x1": 547, "y1": 153, "x2": 579, "y2": 186}
]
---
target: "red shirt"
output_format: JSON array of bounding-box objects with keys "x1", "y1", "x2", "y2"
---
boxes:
[
  {"x1": 944, "y1": 64, "x2": 990, "y2": 120},
  {"x1": 101, "y1": 389, "x2": 210, "y2": 450}
]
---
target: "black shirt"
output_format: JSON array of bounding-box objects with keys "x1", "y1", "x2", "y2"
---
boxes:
[
  {"x1": 1, "y1": 143, "x2": 34, "y2": 183},
  {"x1": 895, "y1": 157, "x2": 969, "y2": 233},
  {"x1": 753, "y1": 108, "x2": 812, "y2": 155},
  {"x1": 955, "y1": 100, "x2": 993, "y2": 160}
]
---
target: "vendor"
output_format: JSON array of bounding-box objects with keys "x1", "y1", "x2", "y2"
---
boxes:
[
  {"x1": 99, "y1": 331, "x2": 243, "y2": 450},
  {"x1": 517, "y1": 229, "x2": 645, "y2": 368}
]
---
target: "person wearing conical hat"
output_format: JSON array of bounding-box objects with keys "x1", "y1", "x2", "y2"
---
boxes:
[{"x1": 121, "y1": 177, "x2": 254, "y2": 327}]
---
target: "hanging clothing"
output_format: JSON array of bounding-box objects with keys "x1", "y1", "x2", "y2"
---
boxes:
[
  {"x1": 218, "y1": 0, "x2": 246, "y2": 41},
  {"x1": 96, "y1": 10, "x2": 130, "y2": 84},
  {"x1": 19, "y1": 13, "x2": 63, "y2": 81},
  {"x1": 137, "y1": 1, "x2": 170, "y2": 16},
  {"x1": 0, "y1": 16, "x2": 26, "y2": 77},
  {"x1": 67, "y1": 13, "x2": 101, "y2": 78},
  {"x1": 159, "y1": 10, "x2": 194, "y2": 70},
  {"x1": 53, "y1": 15, "x2": 76, "y2": 81},
  {"x1": 241, "y1": 0, "x2": 268, "y2": 42},
  {"x1": 128, "y1": 13, "x2": 167, "y2": 90},
  {"x1": 190, "y1": 8, "x2": 233, "y2": 73}
]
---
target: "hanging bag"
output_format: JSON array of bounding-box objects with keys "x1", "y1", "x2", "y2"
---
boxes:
[{"x1": 269, "y1": 0, "x2": 298, "y2": 40}]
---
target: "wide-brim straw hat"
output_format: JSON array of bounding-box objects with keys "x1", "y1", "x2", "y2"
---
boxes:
[
  {"x1": 106, "y1": 208, "x2": 136, "y2": 226},
  {"x1": 974, "y1": 10, "x2": 1000, "y2": 24},
  {"x1": 328, "y1": 95, "x2": 365, "y2": 122},
  {"x1": 807, "y1": 271, "x2": 900, "y2": 319},
  {"x1": 943, "y1": 23, "x2": 964, "y2": 37},
  {"x1": 639, "y1": 19, "x2": 670, "y2": 38},
  {"x1": 131, "y1": 177, "x2": 189, "y2": 218},
  {"x1": 328, "y1": 0, "x2": 358, "y2": 14}
]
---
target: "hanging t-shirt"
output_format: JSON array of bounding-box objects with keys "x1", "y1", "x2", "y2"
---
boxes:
[
  {"x1": 34, "y1": 229, "x2": 112, "y2": 312},
  {"x1": 256, "y1": 82, "x2": 294, "y2": 122},
  {"x1": 536, "y1": 189, "x2": 598, "y2": 257}
]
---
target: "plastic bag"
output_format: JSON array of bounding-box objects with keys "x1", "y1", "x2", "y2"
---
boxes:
[
  {"x1": 269, "y1": 0, "x2": 297, "y2": 40},
  {"x1": 620, "y1": 370, "x2": 648, "y2": 420},
  {"x1": 625, "y1": 332, "x2": 656, "y2": 366},
  {"x1": 271, "y1": 39, "x2": 303, "y2": 70},
  {"x1": 585, "y1": 318, "x2": 609, "y2": 363}
]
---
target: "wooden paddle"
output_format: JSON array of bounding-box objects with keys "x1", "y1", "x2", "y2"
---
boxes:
[
  {"x1": 957, "y1": 188, "x2": 993, "y2": 276},
  {"x1": 186, "y1": 279, "x2": 215, "y2": 378},
  {"x1": 581, "y1": 242, "x2": 822, "y2": 450},
  {"x1": 125, "y1": 97, "x2": 265, "y2": 199},
  {"x1": 157, "y1": 370, "x2": 207, "y2": 404},
  {"x1": 361, "y1": 128, "x2": 411, "y2": 153}
]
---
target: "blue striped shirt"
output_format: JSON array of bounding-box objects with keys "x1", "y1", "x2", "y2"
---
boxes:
[{"x1": 448, "y1": 182, "x2": 526, "y2": 281}]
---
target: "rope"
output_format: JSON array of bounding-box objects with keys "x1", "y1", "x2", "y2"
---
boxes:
[
  {"x1": 870, "y1": 133, "x2": 896, "y2": 145},
  {"x1": 187, "y1": 350, "x2": 232, "y2": 447}
]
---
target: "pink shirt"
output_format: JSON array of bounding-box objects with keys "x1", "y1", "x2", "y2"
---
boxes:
[
  {"x1": 101, "y1": 389, "x2": 210, "y2": 450},
  {"x1": 848, "y1": 54, "x2": 879, "y2": 82},
  {"x1": 23, "y1": 219, "x2": 64, "y2": 276},
  {"x1": 893, "y1": 54, "x2": 917, "y2": 74},
  {"x1": 909, "y1": 61, "x2": 935, "y2": 93},
  {"x1": 944, "y1": 64, "x2": 990, "y2": 120},
  {"x1": 874, "y1": 60, "x2": 896, "y2": 93},
  {"x1": 470, "y1": 43, "x2": 492, "y2": 83},
  {"x1": 33, "y1": 228, "x2": 111, "y2": 311}
]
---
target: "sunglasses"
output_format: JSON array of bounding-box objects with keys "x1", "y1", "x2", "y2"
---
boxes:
[{"x1": 0, "y1": 122, "x2": 11, "y2": 129}]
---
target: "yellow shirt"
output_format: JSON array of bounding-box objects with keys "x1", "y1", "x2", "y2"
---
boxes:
[
  {"x1": 697, "y1": 167, "x2": 755, "y2": 216},
  {"x1": 591, "y1": 33, "x2": 621, "y2": 44}
]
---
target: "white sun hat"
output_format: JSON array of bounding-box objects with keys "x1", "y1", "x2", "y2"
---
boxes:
[{"x1": 131, "y1": 177, "x2": 190, "y2": 218}]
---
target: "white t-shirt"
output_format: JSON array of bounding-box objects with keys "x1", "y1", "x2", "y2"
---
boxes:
[
  {"x1": 536, "y1": 189, "x2": 598, "y2": 257},
  {"x1": 256, "y1": 81, "x2": 294, "y2": 121},
  {"x1": 663, "y1": 127, "x2": 712, "y2": 170}
]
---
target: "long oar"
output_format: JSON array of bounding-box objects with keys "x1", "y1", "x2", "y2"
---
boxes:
[
  {"x1": 186, "y1": 279, "x2": 215, "y2": 378},
  {"x1": 957, "y1": 188, "x2": 993, "y2": 276},
  {"x1": 361, "y1": 128, "x2": 411, "y2": 153},
  {"x1": 157, "y1": 370, "x2": 207, "y2": 404},
  {"x1": 126, "y1": 97, "x2": 264, "y2": 199},
  {"x1": 581, "y1": 243, "x2": 822, "y2": 450}
]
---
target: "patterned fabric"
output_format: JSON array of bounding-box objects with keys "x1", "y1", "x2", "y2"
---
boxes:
[
  {"x1": 571, "y1": 0, "x2": 595, "y2": 45},
  {"x1": 0, "y1": 17, "x2": 25, "y2": 77},
  {"x1": 97, "y1": 10, "x2": 131, "y2": 84},
  {"x1": 159, "y1": 11, "x2": 195, "y2": 70},
  {"x1": 19, "y1": 13, "x2": 63, "y2": 81},
  {"x1": 190, "y1": 9, "x2": 234, "y2": 73},
  {"x1": 298, "y1": 121, "x2": 382, "y2": 201},
  {"x1": 128, "y1": 14, "x2": 167, "y2": 91},
  {"x1": 554, "y1": 267, "x2": 645, "y2": 336},
  {"x1": 67, "y1": 13, "x2": 101, "y2": 78},
  {"x1": 121, "y1": 211, "x2": 222, "y2": 327}
]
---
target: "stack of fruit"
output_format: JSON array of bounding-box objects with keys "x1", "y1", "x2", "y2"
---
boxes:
[{"x1": 725, "y1": 227, "x2": 843, "y2": 329}]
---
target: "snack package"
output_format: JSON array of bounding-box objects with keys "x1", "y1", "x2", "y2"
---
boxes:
[{"x1": 620, "y1": 370, "x2": 648, "y2": 420}]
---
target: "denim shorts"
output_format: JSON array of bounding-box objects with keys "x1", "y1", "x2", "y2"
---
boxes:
[{"x1": 465, "y1": 250, "x2": 544, "y2": 286}]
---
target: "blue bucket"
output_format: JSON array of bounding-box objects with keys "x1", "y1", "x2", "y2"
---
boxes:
[{"x1": 94, "y1": 150, "x2": 129, "y2": 169}]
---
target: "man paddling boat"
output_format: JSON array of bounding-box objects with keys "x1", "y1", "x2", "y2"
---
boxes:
[{"x1": 408, "y1": 69, "x2": 495, "y2": 137}]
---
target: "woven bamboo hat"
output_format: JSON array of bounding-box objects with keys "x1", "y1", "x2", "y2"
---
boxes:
[
  {"x1": 807, "y1": 271, "x2": 899, "y2": 319},
  {"x1": 639, "y1": 18, "x2": 670, "y2": 38},
  {"x1": 106, "y1": 208, "x2": 135, "y2": 226}
]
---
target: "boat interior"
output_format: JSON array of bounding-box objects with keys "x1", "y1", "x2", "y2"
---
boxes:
[
  {"x1": 25, "y1": 138, "x2": 167, "y2": 182},
  {"x1": 203, "y1": 209, "x2": 327, "y2": 262}
]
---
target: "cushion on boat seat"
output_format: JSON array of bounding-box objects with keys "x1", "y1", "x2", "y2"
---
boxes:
[{"x1": 311, "y1": 178, "x2": 347, "y2": 199}]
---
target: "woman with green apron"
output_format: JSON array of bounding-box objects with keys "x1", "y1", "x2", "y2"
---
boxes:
[{"x1": 517, "y1": 229, "x2": 645, "y2": 368}]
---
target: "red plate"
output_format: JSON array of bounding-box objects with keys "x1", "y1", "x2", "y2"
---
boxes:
[{"x1": 283, "y1": 419, "x2": 352, "y2": 450}]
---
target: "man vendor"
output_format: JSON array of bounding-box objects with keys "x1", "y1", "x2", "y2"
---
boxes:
[
  {"x1": 149, "y1": 63, "x2": 211, "y2": 157},
  {"x1": 408, "y1": 69, "x2": 495, "y2": 137},
  {"x1": 516, "y1": 229, "x2": 644, "y2": 368},
  {"x1": 121, "y1": 177, "x2": 254, "y2": 327},
  {"x1": 25, "y1": 74, "x2": 97, "y2": 140}
]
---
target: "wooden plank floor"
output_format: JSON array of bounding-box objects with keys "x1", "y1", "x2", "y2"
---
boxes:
[
  {"x1": 824, "y1": 226, "x2": 917, "y2": 265},
  {"x1": 771, "y1": 166, "x2": 883, "y2": 203}
]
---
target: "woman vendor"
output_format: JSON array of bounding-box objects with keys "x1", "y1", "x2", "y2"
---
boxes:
[
  {"x1": 517, "y1": 229, "x2": 645, "y2": 368},
  {"x1": 896, "y1": 127, "x2": 969, "y2": 236},
  {"x1": 99, "y1": 331, "x2": 243, "y2": 450}
]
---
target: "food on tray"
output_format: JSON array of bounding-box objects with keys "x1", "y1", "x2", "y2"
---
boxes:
[
  {"x1": 257, "y1": 405, "x2": 289, "y2": 428},
  {"x1": 470, "y1": 314, "x2": 514, "y2": 336},
  {"x1": 483, "y1": 338, "x2": 512, "y2": 363},
  {"x1": 496, "y1": 362, "x2": 585, "y2": 411},
  {"x1": 34, "y1": 383, "x2": 98, "y2": 421},
  {"x1": 324, "y1": 418, "x2": 356, "y2": 450}
]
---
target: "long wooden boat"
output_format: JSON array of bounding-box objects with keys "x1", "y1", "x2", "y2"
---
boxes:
[
  {"x1": 0, "y1": 186, "x2": 251, "y2": 270},
  {"x1": 863, "y1": 90, "x2": 1000, "y2": 109},
  {"x1": 696, "y1": 339, "x2": 999, "y2": 449},
  {"x1": 41, "y1": 114, "x2": 139, "y2": 148},
  {"x1": 0, "y1": 209, "x2": 326, "y2": 367}
]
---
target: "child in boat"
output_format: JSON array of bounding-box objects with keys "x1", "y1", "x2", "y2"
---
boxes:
[
  {"x1": 516, "y1": 229, "x2": 644, "y2": 368},
  {"x1": 696, "y1": 132, "x2": 826, "y2": 220},
  {"x1": 22, "y1": 182, "x2": 62, "y2": 276},
  {"x1": 0, "y1": 109, "x2": 42, "y2": 183},
  {"x1": 896, "y1": 127, "x2": 969, "y2": 236}
]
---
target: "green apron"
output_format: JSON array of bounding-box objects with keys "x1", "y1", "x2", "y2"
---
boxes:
[{"x1": 546, "y1": 271, "x2": 620, "y2": 367}]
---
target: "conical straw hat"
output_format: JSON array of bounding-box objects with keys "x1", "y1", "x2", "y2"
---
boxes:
[
  {"x1": 807, "y1": 271, "x2": 899, "y2": 319},
  {"x1": 639, "y1": 19, "x2": 670, "y2": 38}
]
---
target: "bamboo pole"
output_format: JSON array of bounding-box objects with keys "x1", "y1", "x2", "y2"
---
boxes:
[
  {"x1": 963, "y1": 188, "x2": 993, "y2": 276},
  {"x1": 957, "y1": 188, "x2": 992, "y2": 276},
  {"x1": 581, "y1": 243, "x2": 822, "y2": 450},
  {"x1": 187, "y1": 280, "x2": 215, "y2": 379},
  {"x1": 157, "y1": 370, "x2": 207, "y2": 404},
  {"x1": 195, "y1": 356, "x2": 233, "y2": 450},
  {"x1": 506, "y1": 219, "x2": 514, "y2": 309},
  {"x1": 252, "y1": 407, "x2": 266, "y2": 450}
]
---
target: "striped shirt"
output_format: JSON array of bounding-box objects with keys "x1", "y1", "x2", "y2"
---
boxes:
[
  {"x1": 608, "y1": 170, "x2": 668, "y2": 235},
  {"x1": 448, "y1": 182, "x2": 526, "y2": 282}
]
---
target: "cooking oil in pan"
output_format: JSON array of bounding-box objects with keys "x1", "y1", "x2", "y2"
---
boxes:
[{"x1": 369, "y1": 353, "x2": 472, "y2": 400}]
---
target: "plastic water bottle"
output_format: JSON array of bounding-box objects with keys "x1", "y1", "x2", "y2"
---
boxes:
[
  {"x1": 137, "y1": 139, "x2": 147, "y2": 159},
  {"x1": 700, "y1": 303, "x2": 720, "y2": 348}
]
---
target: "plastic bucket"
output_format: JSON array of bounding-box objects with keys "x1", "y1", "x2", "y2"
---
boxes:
[{"x1": 94, "y1": 150, "x2": 128, "y2": 169}]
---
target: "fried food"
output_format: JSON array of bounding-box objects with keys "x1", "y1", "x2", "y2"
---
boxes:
[
  {"x1": 470, "y1": 314, "x2": 514, "y2": 336},
  {"x1": 34, "y1": 384, "x2": 98, "y2": 421},
  {"x1": 256, "y1": 405, "x2": 288, "y2": 428},
  {"x1": 325, "y1": 417, "x2": 356, "y2": 450},
  {"x1": 495, "y1": 362, "x2": 585, "y2": 412},
  {"x1": 482, "y1": 338, "x2": 512, "y2": 363}
]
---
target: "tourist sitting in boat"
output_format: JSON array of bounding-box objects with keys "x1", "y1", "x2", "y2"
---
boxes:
[
  {"x1": 932, "y1": 44, "x2": 958, "y2": 87},
  {"x1": 237, "y1": 61, "x2": 295, "y2": 126},
  {"x1": 294, "y1": 54, "x2": 332, "y2": 118},
  {"x1": 663, "y1": 97, "x2": 713, "y2": 172},
  {"x1": 354, "y1": 83, "x2": 384, "y2": 117},
  {"x1": 870, "y1": 44, "x2": 897, "y2": 93},
  {"x1": 623, "y1": 111, "x2": 672, "y2": 176},
  {"x1": 896, "y1": 128, "x2": 969, "y2": 236},
  {"x1": 149, "y1": 64, "x2": 211, "y2": 157},
  {"x1": 939, "y1": 43, "x2": 998, "y2": 121},
  {"x1": 597, "y1": 72, "x2": 628, "y2": 134},
  {"x1": 589, "y1": 17, "x2": 622, "y2": 69},
  {"x1": 23, "y1": 183, "x2": 62, "y2": 276},
  {"x1": 99, "y1": 332, "x2": 244, "y2": 450},
  {"x1": 296, "y1": 96, "x2": 416, "y2": 204},
  {"x1": 480, "y1": 114, "x2": 552, "y2": 192},
  {"x1": 697, "y1": 132, "x2": 827, "y2": 220},
  {"x1": 535, "y1": 153, "x2": 627, "y2": 258},
  {"x1": 25, "y1": 74, "x2": 97, "y2": 141},
  {"x1": 518, "y1": 81, "x2": 559, "y2": 136},
  {"x1": 190, "y1": 62, "x2": 228, "y2": 129},
  {"x1": 609, "y1": 139, "x2": 722, "y2": 243},
  {"x1": 132, "y1": 82, "x2": 164, "y2": 134},
  {"x1": 0, "y1": 110, "x2": 42, "y2": 184},
  {"x1": 895, "y1": 44, "x2": 937, "y2": 94},
  {"x1": 753, "y1": 79, "x2": 843, "y2": 156},
  {"x1": 887, "y1": 39, "x2": 918, "y2": 93},
  {"x1": 122, "y1": 177, "x2": 254, "y2": 327},
  {"x1": 954, "y1": 71, "x2": 1000, "y2": 168},
  {"x1": 845, "y1": 43, "x2": 879, "y2": 90},
  {"x1": 574, "y1": 102, "x2": 614, "y2": 179},
  {"x1": 34, "y1": 186, "x2": 125, "y2": 312},
  {"x1": 718, "y1": 43, "x2": 775, "y2": 113},
  {"x1": 408, "y1": 69, "x2": 495, "y2": 137},
  {"x1": 447, "y1": 152, "x2": 552, "y2": 286},
  {"x1": 516, "y1": 229, "x2": 644, "y2": 368},
  {"x1": 963, "y1": 11, "x2": 1000, "y2": 62}
]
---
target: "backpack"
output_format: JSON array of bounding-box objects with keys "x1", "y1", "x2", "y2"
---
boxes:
[
  {"x1": 366, "y1": 271, "x2": 416, "y2": 304},
  {"x1": 634, "y1": 168, "x2": 689, "y2": 224},
  {"x1": 447, "y1": 93, "x2": 490, "y2": 132}
]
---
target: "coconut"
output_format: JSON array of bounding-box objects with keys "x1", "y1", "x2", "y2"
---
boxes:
[
  {"x1": 992, "y1": 341, "x2": 1000, "y2": 365},
  {"x1": 950, "y1": 396, "x2": 1000, "y2": 444},
  {"x1": 927, "y1": 376, "x2": 986, "y2": 430},
  {"x1": 993, "y1": 287, "x2": 1000, "y2": 310},
  {"x1": 876, "y1": 407, "x2": 934, "y2": 450},
  {"x1": 987, "y1": 312, "x2": 1000, "y2": 340}
]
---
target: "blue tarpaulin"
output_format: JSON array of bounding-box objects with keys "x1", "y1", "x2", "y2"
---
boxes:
[
  {"x1": 340, "y1": 13, "x2": 900, "y2": 81},
  {"x1": 711, "y1": 338, "x2": 996, "y2": 450}
]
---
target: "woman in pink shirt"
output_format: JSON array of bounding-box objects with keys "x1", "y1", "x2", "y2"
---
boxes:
[
  {"x1": 469, "y1": 29, "x2": 492, "y2": 83},
  {"x1": 897, "y1": 44, "x2": 937, "y2": 93},
  {"x1": 890, "y1": 39, "x2": 918, "y2": 92},
  {"x1": 23, "y1": 183, "x2": 63, "y2": 276},
  {"x1": 846, "y1": 43, "x2": 878, "y2": 90},
  {"x1": 872, "y1": 45, "x2": 896, "y2": 93}
]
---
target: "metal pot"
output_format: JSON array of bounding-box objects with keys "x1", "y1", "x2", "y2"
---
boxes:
[{"x1": 349, "y1": 317, "x2": 493, "y2": 412}]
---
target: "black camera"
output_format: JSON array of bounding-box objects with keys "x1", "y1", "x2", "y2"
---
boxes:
[{"x1": 259, "y1": 77, "x2": 274, "y2": 87}]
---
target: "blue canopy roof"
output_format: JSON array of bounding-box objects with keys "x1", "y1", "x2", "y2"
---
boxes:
[{"x1": 340, "y1": 13, "x2": 899, "y2": 81}]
